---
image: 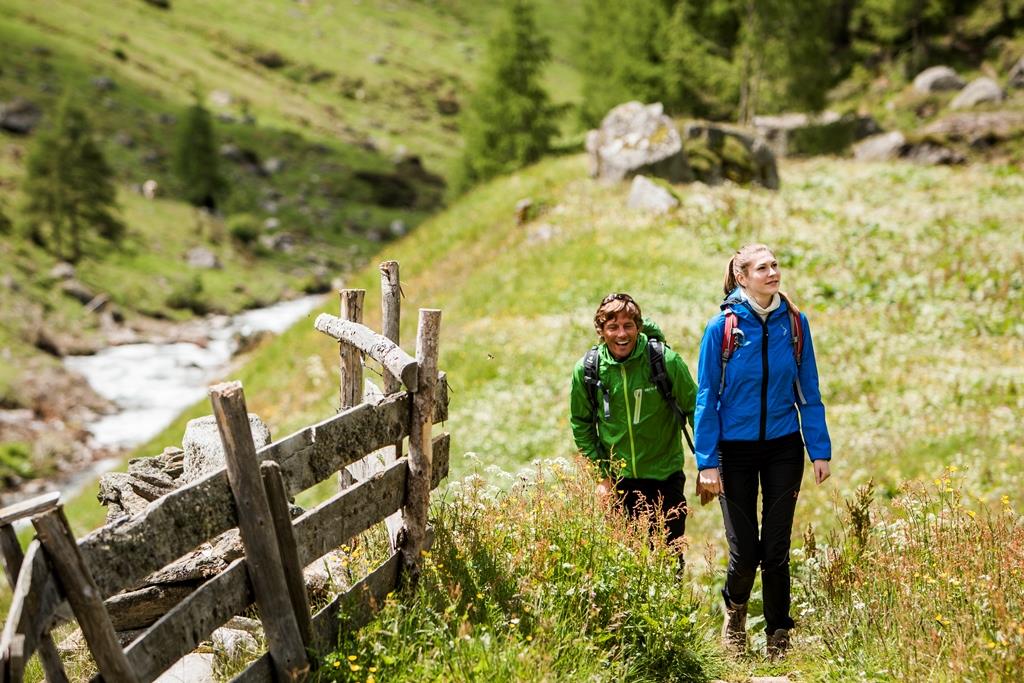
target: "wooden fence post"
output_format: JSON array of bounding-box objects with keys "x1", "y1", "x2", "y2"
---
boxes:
[
  {"x1": 209, "y1": 381, "x2": 309, "y2": 682},
  {"x1": 338, "y1": 289, "x2": 365, "y2": 491},
  {"x1": 399, "y1": 309, "x2": 441, "y2": 580},
  {"x1": 260, "y1": 460, "x2": 313, "y2": 647},
  {"x1": 0, "y1": 493, "x2": 68, "y2": 683},
  {"x1": 32, "y1": 507, "x2": 138, "y2": 683},
  {"x1": 379, "y1": 260, "x2": 404, "y2": 552}
]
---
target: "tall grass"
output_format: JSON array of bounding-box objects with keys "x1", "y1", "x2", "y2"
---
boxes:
[
  {"x1": 794, "y1": 471, "x2": 1024, "y2": 681},
  {"x1": 318, "y1": 457, "x2": 723, "y2": 682}
]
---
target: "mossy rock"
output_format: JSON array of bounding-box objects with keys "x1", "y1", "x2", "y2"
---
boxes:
[{"x1": 720, "y1": 135, "x2": 756, "y2": 184}]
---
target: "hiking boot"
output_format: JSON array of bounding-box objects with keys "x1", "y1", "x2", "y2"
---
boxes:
[
  {"x1": 766, "y1": 628, "x2": 790, "y2": 658},
  {"x1": 720, "y1": 599, "x2": 747, "y2": 654}
]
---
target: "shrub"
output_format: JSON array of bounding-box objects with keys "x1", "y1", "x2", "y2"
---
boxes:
[
  {"x1": 165, "y1": 274, "x2": 208, "y2": 314},
  {"x1": 0, "y1": 442, "x2": 34, "y2": 482},
  {"x1": 227, "y1": 213, "x2": 260, "y2": 246}
]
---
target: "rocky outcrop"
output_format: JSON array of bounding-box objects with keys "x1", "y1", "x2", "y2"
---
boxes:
[
  {"x1": 181, "y1": 414, "x2": 271, "y2": 482},
  {"x1": 0, "y1": 99, "x2": 43, "y2": 134},
  {"x1": 683, "y1": 123, "x2": 779, "y2": 189},
  {"x1": 950, "y1": 77, "x2": 1004, "y2": 110},
  {"x1": 586, "y1": 102, "x2": 692, "y2": 183},
  {"x1": 912, "y1": 66, "x2": 965, "y2": 93},
  {"x1": 919, "y1": 111, "x2": 1024, "y2": 145}
]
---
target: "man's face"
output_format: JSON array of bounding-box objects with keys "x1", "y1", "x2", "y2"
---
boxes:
[{"x1": 599, "y1": 311, "x2": 639, "y2": 360}]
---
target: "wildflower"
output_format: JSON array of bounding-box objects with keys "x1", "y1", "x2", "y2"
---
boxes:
[
  {"x1": 526, "y1": 635, "x2": 533, "y2": 641},
  {"x1": 1001, "y1": 495, "x2": 1010, "y2": 506},
  {"x1": 349, "y1": 663, "x2": 362, "y2": 672},
  {"x1": 369, "y1": 667, "x2": 378, "y2": 673},
  {"x1": 947, "y1": 465, "x2": 959, "y2": 473},
  {"x1": 966, "y1": 510, "x2": 976, "y2": 519},
  {"x1": 348, "y1": 655, "x2": 358, "y2": 661},
  {"x1": 333, "y1": 661, "x2": 341, "y2": 668},
  {"x1": 934, "y1": 614, "x2": 949, "y2": 626}
]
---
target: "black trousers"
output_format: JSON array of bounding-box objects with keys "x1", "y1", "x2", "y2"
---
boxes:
[
  {"x1": 615, "y1": 471, "x2": 687, "y2": 551},
  {"x1": 718, "y1": 431, "x2": 804, "y2": 633}
]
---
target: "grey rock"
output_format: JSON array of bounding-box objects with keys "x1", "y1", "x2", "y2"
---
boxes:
[
  {"x1": 950, "y1": 77, "x2": 1004, "y2": 110},
  {"x1": 153, "y1": 653, "x2": 215, "y2": 683},
  {"x1": 515, "y1": 198, "x2": 533, "y2": 225},
  {"x1": 920, "y1": 111, "x2": 1024, "y2": 144},
  {"x1": 913, "y1": 66, "x2": 965, "y2": 93},
  {"x1": 852, "y1": 131, "x2": 907, "y2": 161},
  {"x1": 212, "y1": 628, "x2": 259, "y2": 660},
  {"x1": 904, "y1": 142, "x2": 965, "y2": 165},
  {"x1": 259, "y1": 232, "x2": 296, "y2": 253},
  {"x1": 185, "y1": 247, "x2": 221, "y2": 270},
  {"x1": 586, "y1": 101, "x2": 692, "y2": 183},
  {"x1": 262, "y1": 157, "x2": 284, "y2": 175},
  {"x1": 182, "y1": 413, "x2": 271, "y2": 482},
  {"x1": 368, "y1": 53, "x2": 386, "y2": 65},
  {"x1": 0, "y1": 98, "x2": 43, "y2": 134},
  {"x1": 389, "y1": 219, "x2": 407, "y2": 237},
  {"x1": 49, "y1": 262, "x2": 76, "y2": 280},
  {"x1": 91, "y1": 76, "x2": 117, "y2": 91},
  {"x1": 626, "y1": 175, "x2": 679, "y2": 214},
  {"x1": 60, "y1": 279, "x2": 96, "y2": 305},
  {"x1": 1009, "y1": 57, "x2": 1024, "y2": 89},
  {"x1": 208, "y1": 90, "x2": 233, "y2": 108}
]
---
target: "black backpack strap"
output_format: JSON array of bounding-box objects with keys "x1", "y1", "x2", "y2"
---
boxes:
[
  {"x1": 647, "y1": 339, "x2": 695, "y2": 454},
  {"x1": 583, "y1": 346, "x2": 610, "y2": 421}
]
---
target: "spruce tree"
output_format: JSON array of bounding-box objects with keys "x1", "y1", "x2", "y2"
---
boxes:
[
  {"x1": 22, "y1": 97, "x2": 124, "y2": 263},
  {"x1": 173, "y1": 98, "x2": 226, "y2": 211},
  {"x1": 456, "y1": 0, "x2": 558, "y2": 192}
]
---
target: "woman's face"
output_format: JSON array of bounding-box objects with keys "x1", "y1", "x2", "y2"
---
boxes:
[
  {"x1": 737, "y1": 251, "x2": 780, "y2": 301},
  {"x1": 599, "y1": 311, "x2": 639, "y2": 360}
]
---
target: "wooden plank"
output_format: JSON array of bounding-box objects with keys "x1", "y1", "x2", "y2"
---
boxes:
[
  {"x1": 0, "y1": 541, "x2": 61, "y2": 683},
  {"x1": 210, "y1": 381, "x2": 309, "y2": 682},
  {"x1": 338, "y1": 289, "x2": 365, "y2": 410},
  {"x1": 118, "y1": 559, "x2": 252, "y2": 683},
  {"x1": 259, "y1": 461, "x2": 312, "y2": 646},
  {"x1": 32, "y1": 508, "x2": 138, "y2": 682},
  {"x1": 379, "y1": 260, "x2": 404, "y2": 552},
  {"x1": 0, "y1": 493, "x2": 61, "y2": 528},
  {"x1": 0, "y1": 526, "x2": 68, "y2": 683},
  {"x1": 400, "y1": 309, "x2": 441, "y2": 579},
  {"x1": 314, "y1": 314, "x2": 418, "y2": 391}
]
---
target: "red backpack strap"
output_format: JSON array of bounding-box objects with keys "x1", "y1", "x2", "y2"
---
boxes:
[
  {"x1": 719, "y1": 309, "x2": 742, "y2": 397},
  {"x1": 787, "y1": 303, "x2": 808, "y2": 404}
]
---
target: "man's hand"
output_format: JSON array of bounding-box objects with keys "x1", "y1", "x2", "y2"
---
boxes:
[
  {"x1": 697, "y1": 468, "x2": 722, "y2": 506},
  {"x1": 813, "y1": 460, "x2": 831, "y2": 485},
  {"x1": 596, "y1": 476, "x2": 614, "y2": 502}
]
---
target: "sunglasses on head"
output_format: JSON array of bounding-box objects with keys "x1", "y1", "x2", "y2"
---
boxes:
[{"x1": 600, "y1": 292, "x2": 637, "y2": 306}]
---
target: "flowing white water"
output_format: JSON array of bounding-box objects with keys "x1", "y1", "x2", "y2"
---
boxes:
[{"x1": 64, "y1": 295, "x2": 324, "y2": 449}]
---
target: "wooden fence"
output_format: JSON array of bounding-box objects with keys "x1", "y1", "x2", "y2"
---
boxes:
[{"x1": 0, "y1": 260, "x2": 448, "y2": 682}]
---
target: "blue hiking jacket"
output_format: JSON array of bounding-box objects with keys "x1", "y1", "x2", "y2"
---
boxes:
[{"x1": 693, "y1": 290, "x2": 831, "y2": 470}]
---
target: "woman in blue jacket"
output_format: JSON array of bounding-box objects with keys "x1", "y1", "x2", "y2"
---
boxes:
[{"x1": 694, "y1": 243, "x2": 832, "y2": 658}]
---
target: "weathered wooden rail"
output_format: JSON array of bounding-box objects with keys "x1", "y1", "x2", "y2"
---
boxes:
[{"x1": 0, "y1": 260, "x2": 447, "y2": 682}]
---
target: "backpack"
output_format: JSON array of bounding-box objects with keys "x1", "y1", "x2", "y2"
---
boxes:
[
  {"x1": 582, "y1": 336, "x2": 695, "y2": 454},
  {"x1": 719, "y1": 302, "x2": 806, "y2": 404}
]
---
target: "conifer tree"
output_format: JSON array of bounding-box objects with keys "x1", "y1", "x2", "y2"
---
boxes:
[
  {"x1": 662, "y1": 1, "x2": 739, "y2": 119},
  {"x1": 456, "y1": 0, "x2": 558, "y2": 192},
  {"x1": 22, "y1": 97, "x2": 124, "y2": 263},
  {"x1": 173, "y1": 97, "x2": 226, "y2": 211}
]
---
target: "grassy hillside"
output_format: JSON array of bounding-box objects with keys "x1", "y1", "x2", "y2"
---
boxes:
[{"x1": 30, "y1": 151, "x2": 1016, "y2": 679}]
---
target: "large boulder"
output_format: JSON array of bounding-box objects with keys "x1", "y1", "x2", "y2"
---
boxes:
[
  {"x1": 182, "y1": 414, "x2": 271, "y2": 482},
  {"x1": 950, "y1": 77, "x2": 1004, "y2": 110},
  {"x1": 920, "y1": 111, "x2": 1024, "y2": 145},
  {"x1": 912, "y1": 66, "x2": 965, "y2": 93},
  {"x1": 852, "y1": 131, "x2": 907, "y2": 161},
  {"x1": 754, "y1": 111, "x2": 880, "y2": 157},
  {"x1": 586, "y1": 101, "x2": 692, "y2": 183},
  {"x1": 682, "y1": 123, "x2": 779, "y2": 189},
  {"x1": 626, "y1": 175, "x2": 679, "y2": 214}
]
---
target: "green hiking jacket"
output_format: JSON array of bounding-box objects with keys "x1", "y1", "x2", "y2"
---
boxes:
[{"x1": 570, "y1": 332, "x2": 697, "y2": 481}]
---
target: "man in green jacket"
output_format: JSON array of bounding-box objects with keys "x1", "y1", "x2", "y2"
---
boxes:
[{"x1": 570, "y1": 292, "x2": 698, "y2": 551}]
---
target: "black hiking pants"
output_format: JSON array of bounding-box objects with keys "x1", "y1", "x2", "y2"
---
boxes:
[
  {"x1": 718, "y1": 431, "x2": 804, "y2": 633},
  {"x1": 615, "y1": 471, "x2": 687, "y2": 551}
]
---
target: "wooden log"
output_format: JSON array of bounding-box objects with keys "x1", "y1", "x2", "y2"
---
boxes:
[
  {"x1": 314, "y1": 315, "x2": 418, "y2": 391},
  {"x1": 4, "y1": 635, "x2": 24, "y2": 683},
  {"x1": 0, "y1": 492, "x2": 61, "y2": 528},
  {"x1": 32, "y1": 508, "x2": 138, "y2": 682},
  {"x1": 0, "y1": 526, "x2": 67, "y2": 683},
  {"x1": 338, "y1": 289, "x2": 365, "y2": 411},
  {"x1": 399, "y1": 309, "x2": 441, "y2": 579},
  {"x1": 379, "y1": 260, "x2": 404, "y2": 552},
  {"x1": 259, "y1": 461, "x2": 312, "y2": 646},
  {"x1": 209, "y1": 381, "x2": 309, "y2": 682},
  {"x1": 2, "y1": 384, "x2": 451, "y2": 669},
  {"x1": 118, "y1": 559, "x2": 252, "y2": 683}
]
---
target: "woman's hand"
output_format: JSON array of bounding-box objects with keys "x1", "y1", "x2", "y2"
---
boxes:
[
  {"x1": 813, "y1": 459, "x2": 831, "y2": 485},
  {"x1": 697, "y1": 468, "x2": 722, "y2": 505}
]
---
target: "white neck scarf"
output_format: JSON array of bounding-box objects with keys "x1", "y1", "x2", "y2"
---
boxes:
[{"x1": 740, "y1": 288, "x2": 780, "y2": 321}]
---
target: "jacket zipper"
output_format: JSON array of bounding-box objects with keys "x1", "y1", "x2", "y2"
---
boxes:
[
  {"x1": 745, "y1": 303, "x2": 774, "y2": 441},
  {"x1": 619, "y1": 365, "x2": 637, "y2": 475}
]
